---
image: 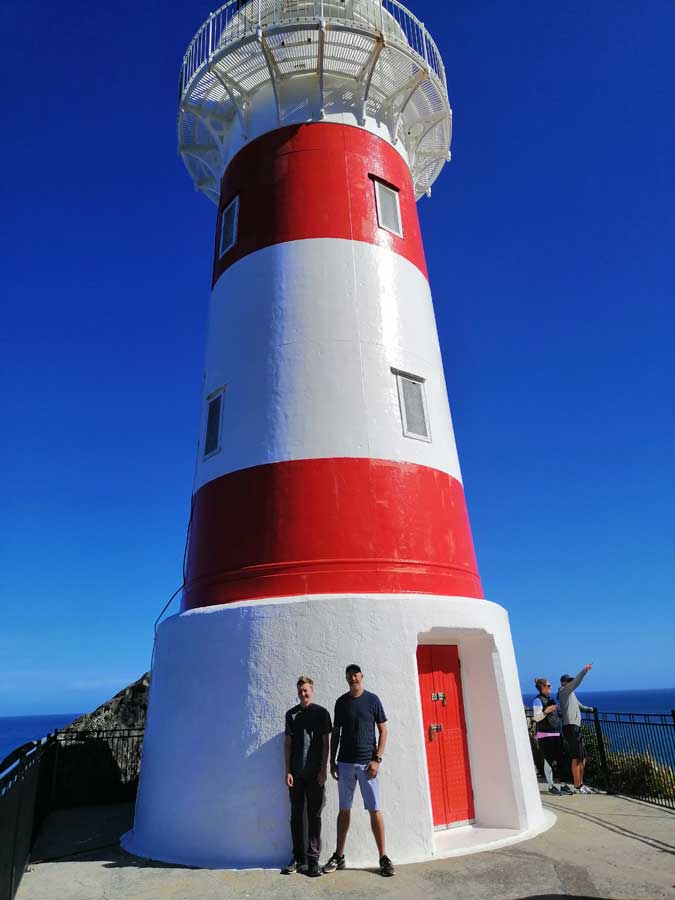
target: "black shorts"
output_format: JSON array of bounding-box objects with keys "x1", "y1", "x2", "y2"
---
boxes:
[
  {"x1": 539, "y1": 736, "x2": 562, "y2": 767},
  {"x1": 563, "y1": 724, "x2": 586, "y2": 761}
]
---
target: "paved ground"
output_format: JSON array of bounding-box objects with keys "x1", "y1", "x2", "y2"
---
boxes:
[{"x1": 19, "y1": 789, "x2": 675, "y2": 900}]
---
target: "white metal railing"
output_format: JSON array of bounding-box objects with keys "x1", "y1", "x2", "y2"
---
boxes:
[{"x1": 178, "y1": 0, "x2": 447, "y2": 104}]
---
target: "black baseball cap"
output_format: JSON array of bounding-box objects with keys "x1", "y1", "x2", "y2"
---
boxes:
[
  {"x1": 560, "y1": 674, "x2": 574, "y2": 683},
  {"x1": 345, "y1": 664, "x2": 362, "y2": 675}
]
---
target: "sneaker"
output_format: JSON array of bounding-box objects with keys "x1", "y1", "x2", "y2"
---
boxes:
[
  {"x1": 281, "y1": 857, "x2": 303, "y2": 874},
  {"x1": 579, "y1": 785, "x2": 593, "y2": 794},
  {"x1": 379, "y1": 855, "x2": 395, "y2": 877},
  {"x1": 322, "y1": 853, "x2": 346, "y2": 873},
  {"x1": 560, "y1": 784, "x2": 573, "y2": 795},
  {"x1": 548, "y1": 785, "x2": 562, "y2": 795},
  {"x1": 306, "y1": 859, "x2": 322, "y2": 877}
]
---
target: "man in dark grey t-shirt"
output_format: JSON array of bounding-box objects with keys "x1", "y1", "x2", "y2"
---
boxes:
[
  {"x1": 322, "y1": 664, "x2": 394, "y2": 877},
  {"x1": 282, "y1": 676, "x2": 332, "y2": 877}
]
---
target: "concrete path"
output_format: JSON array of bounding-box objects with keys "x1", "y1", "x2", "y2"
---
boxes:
[{"x1": 19, "y1": 789, "x2": 675, "y2": 900}]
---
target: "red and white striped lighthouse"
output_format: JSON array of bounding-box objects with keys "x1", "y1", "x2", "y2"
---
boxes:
[
  {"x1": 184, "y1": 121, "x2": 482, "y2": 609},
  {"x1": 124, "y1": 0, "x2": 550, "y2": 868}
]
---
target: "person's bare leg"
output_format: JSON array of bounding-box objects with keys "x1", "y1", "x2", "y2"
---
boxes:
[
  {"x1": 369, "y1": 811, "x2": 385, "y2": 857},
  {"x1": 581, "y1": 757, "x2": 587, "y2": 784},
  {"x1": 336, "y1": 810, "x2": 350, "y2": 857},
  {"x1": 571, "y1": 759, "x2": 582, "y2": 788}
]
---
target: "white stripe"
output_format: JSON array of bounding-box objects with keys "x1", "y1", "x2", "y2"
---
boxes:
[{"x1": 194, "y1": 239, "x2": 462, "y2": 492}]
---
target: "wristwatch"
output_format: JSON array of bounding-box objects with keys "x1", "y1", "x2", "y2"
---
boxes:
[{"x1": 372, "y1": 755, "x2": 382, "y2": 763}]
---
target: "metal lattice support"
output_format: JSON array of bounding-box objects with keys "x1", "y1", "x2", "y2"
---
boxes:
[{"x1": 178, "y1": 0, "x2": 452, "y2": 202}]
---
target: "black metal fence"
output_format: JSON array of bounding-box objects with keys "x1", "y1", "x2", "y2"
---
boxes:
[
  {"x1": 0, "y1": 729, "x2": 143, "y2": 900},
  {"x1": 0, "y1": 740, "x2": 55, "y2": 900},
  {"x1": 51, "y1": 729, "x2": 144, "y2": 808},
  {"x1": 526, "y1": 707, "x2": 675, "y2": 809},
  {"x1": 3, "y1": 712, "x2": 675, "y2": 900}
]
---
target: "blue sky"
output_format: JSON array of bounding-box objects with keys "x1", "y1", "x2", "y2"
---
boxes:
[{"x1": 1, "y1": 0, "x2": 673, "y2": 716}]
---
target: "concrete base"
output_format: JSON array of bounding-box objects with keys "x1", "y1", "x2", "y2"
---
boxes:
[
  {"x1": 431, "y1": 810, "x2": 556, "y2": 860},
  {"x1": 123, "y1": 593, "x2": 546, "y2": 867}
]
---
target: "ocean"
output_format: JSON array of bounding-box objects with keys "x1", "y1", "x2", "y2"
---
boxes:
[
  {"x1": 2, "y1": 689, "x2": 674, "y2": 766},
  {"x1": 0, "y1": 714, "x2": 81, "y2": 764},
  {"x1": 521, "y1": 687, "x2": 675, "y2": 715}
]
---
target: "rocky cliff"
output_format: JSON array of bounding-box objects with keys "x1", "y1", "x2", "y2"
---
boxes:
[{"x1": 65, "y1": 673, "x2": 150, "y2": 732}]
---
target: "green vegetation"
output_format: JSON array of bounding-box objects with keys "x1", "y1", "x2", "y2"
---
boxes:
[{"x1": 604, "y1": 751, "x2": 675, "y2": 801}]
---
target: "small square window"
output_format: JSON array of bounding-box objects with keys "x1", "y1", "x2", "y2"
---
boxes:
[
  {"x1": 374, "y1": 179, "x2": 403, "y2": 237},
  {"x1": 393, "y1": 369, "x2": 431, "y2": 441},
  {"x1": 204, "y1": 392, "x2": 223, "y2": 457},
  {"x1": 219, "y1": 196, "x2": 239, "y2": 257}
]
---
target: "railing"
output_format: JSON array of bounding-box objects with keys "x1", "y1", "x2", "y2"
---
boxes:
[
  {"x1": 0, "y1": 730, "x2": 143, "y2": 900},
  {"x1": 51, "y1": 729, "x2": 144, "y2": 808},
  {"x1": 525, "y1": 707, "x2": 675, "y2": 809},
  {"x1": 179, "y1": 0, "x2": 446, "y2": 105},
  {"x1": 0, "y1": 738, "x2": 56, "y2": 900}
]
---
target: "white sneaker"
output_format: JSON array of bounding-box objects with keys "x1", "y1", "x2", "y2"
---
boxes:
[{"x1": 579, "y1": 785, "x2": 592, "y2": 794}]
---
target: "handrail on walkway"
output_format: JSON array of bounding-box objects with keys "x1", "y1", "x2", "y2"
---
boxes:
[{"x1": 525, "y1": 706, "x2": 675, "y2": 809}]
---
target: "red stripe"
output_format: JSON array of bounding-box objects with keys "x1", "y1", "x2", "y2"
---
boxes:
[
  {"x1": 212, "y1": 124, "x2": 427, "y2": 286},
  {"x1": 183, "y1": 459, "x2": 483, "y2": 610}
]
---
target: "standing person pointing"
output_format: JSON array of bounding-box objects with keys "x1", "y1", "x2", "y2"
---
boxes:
[
  {"x1": 558, "y1": 664, "x2": 595, "y2": 793},
  {"x1": 322, "y1": 664, "x2": 395, "y2": 877}
]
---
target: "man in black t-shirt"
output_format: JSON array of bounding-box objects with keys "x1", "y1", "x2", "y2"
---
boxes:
[
  {"x1": 282, "y1": 676, "x2": 332, "y2": 877},
  {"x1": 321, "y1": 664, "x2": 395, "y2": 877}
]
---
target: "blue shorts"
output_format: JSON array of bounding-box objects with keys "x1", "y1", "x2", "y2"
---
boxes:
[{"x1": 337, "y1": 762, "x2": 380, "y2": 812}]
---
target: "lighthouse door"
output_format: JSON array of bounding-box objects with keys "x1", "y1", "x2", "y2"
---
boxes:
[{"x1": 417, "y1": 645, "x2": 475, "y2": 828}]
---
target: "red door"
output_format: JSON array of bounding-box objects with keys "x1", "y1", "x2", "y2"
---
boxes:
[{"x1": 417, "y1": 645, "x2": 474, "y2": 827}]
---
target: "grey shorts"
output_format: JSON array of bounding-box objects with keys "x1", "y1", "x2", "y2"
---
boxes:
[{"x1": 337, "y1": 762, "x2": 380, "y2": 812}]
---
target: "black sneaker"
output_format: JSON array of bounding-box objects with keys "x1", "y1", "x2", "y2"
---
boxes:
[
  {"x1": 306, "y1": 859, "x2": 323, "y2": 877},
  {"x1": 379, "y1": 855, "x2": 395, "y2": 877},
  {"x1": 322, "y1": 853, "x2": 346, "y2": 873},
  {"x1": 281, "y1": 858, "x2": 303, "y2": 874},
  {"x1": 548, "y1": 785, "x2": 562, "y2": 795},
  {"x1": 560, "y1": 784, "x2": 573, "y2": 795}
]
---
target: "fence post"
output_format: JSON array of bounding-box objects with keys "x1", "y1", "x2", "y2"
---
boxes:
[
  {"x1": 48, "y1": 732, "x2": 60, "y2": 812},
  {"x1": 8, "y1": 775, "x2": 20, "y2": 900},
  {"x1": 593, "y1": 708, "x2": 612, "y2": 794}
]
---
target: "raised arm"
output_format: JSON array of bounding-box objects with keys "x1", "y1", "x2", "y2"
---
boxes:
[{"x1": 559, "y1": 664, "x2": 592, "y2": 695}]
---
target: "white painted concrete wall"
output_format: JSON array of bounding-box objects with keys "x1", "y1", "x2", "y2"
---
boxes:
[
  {"x1": 196, "y1": 240, "x2": 462, "y2": 492},
  {"x1": 124, "y1": 594, "x2": 546, "y2": 868}
]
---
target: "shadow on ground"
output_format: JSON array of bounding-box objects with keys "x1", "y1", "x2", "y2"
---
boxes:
[
  {"x1": 29, "y1": 803, "x2": 191, "y2": 869},
  {"x1": 544, "y1": 800, "x2": 675, "y2": 855}
]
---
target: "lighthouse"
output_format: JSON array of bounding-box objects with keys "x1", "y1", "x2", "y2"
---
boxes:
[{"x1": 123, "y1": 0, "x2": 550, "y2": 867}]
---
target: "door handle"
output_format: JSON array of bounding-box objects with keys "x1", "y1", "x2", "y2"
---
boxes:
[{"x1": 428, "y1": 723, "x2": 443, "y2": 741}]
